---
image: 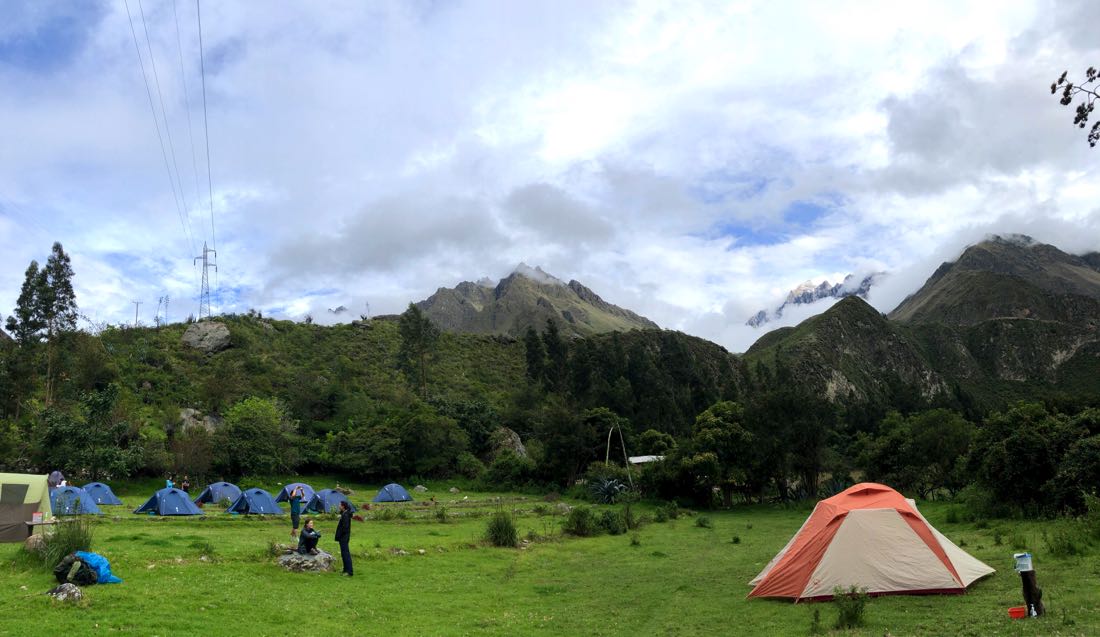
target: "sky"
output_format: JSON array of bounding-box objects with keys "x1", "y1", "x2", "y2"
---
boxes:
[{"x1": 1, "y1": 0, "x2": 1098, "y2": 352}]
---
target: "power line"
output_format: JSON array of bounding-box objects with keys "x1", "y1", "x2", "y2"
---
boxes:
[
  {"x1": 123, "y1": 0, "x2": 194, "y2": 259},
  {"x1": 172, "y1": 0, "x2": 203, "y2": 213},
  {"x1": 197, "y1": 0, "x2": 219, "y2": 298},
  {"x1": 137, "y1": 0, "x2": 196, "y2": 255}
]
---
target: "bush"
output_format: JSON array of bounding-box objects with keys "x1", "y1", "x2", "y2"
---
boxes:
[
  {"x1": 482, "y1": 451, "x2": 536, "y2": 490},
  {"x1": 486, "y1": 511, "x2": 517, "y2": 547},
  {"x1": 40, "y1": 518, "x2": 94, "y2": 570},
  {"x1": 455, "y1": 451, "x2": 486, "y2": 480},
  {"x1": 695, "y1": 516, "x2": 713, "y2": 529},
  {"x1": 563, "y1": 506, "x2": 600, "y2": 537},
  {"x1": 599, "y1": 510, "x2": 627, "y2": 535},
  {"x1": 731, "y1": 535, "x2": 741, "y2": 544},
  {"x1": 434, "y1": 506, "x2": 449, "y2": 524},
  {"x1": 832, "y1": 586, "x2": 868, "y2": 629},
  {"x1": 1044, "y1": 526, "x2": 1089, "y2": 558},
  {"x1": 589, "y1": 477, "x2": 629, "y2": 504},
  {"x1": 630, "y1": 533, "x2": 641, "y2": 547}
]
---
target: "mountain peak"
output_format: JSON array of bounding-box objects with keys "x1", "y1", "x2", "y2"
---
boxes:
[
  {"x1": 748, "y1": 273, "x2": 879, "y2": 327},
  {"x1": 512, "y1": 263, "x2": 565, "y2": 286},
  {"x1": 415, "y1": 267, "x2": 658, "y2": 337}
]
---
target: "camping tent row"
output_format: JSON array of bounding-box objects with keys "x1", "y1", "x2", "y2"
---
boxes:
[
  {"x1": 748, "y1": 483, "x2": 995, "y2": 601},
  {"x1": 132, "y1": 482, "x2": 413, "y2": 516}
]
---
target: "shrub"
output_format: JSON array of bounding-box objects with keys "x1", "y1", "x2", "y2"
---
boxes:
[
  {"x1": 695, "y1": 516, "x2": 713, "y2": 529},
  {"x1": 660, "y1": 502, "x2": 681, "y2": 520},
  {"x1": 378, "y1": 507, "x2": 396, "y2": 521},
  {"x1": 630, "y1": 533, "x2": 641, "y2": 547},
  {"x1": 599, "y1": 510, "x2": 627, "y2": 535},
  {"x1": 434, "y1": 506, "x2": 449, "y2": 524},
  {"x1": 40, "y1": 518, "x2": 94, "y2": 570},
  {"x1": 589, "y1": 477, "x2": 629, "y2": 504},
  {"x1": 563, "y1": 506, "x2": 600, "y2": 537},
  {"x1": 623, "y1": 500, "x2": 641, "y2": 530},
  {"x1": 532, "y1": 504, "x2": 550, "y2": 516},
  {"x1": 482, "y1": 451, "x2": 536, "y2": 490},
  {"x1": 1044, "y1": 527, "x2": 1089, "y2": 558},
  {"x1": 486, "y1": 511, "x2": 517, "y2": 547},
  {"x1": 832, "y1": 585, "x2": 868, "y2": 629},
  {"x1": 993, "y1": 529, "x2": 1003, "y2": 546},
  {"x1": 731, "y1": 535, "x2": 741, "y2": 544},
  {"x1": 654, "y1": 507, "x2": 669, "y2": 523},
  {"x1": 455, "y1": 451, "x2": 486, "y2": 480}
]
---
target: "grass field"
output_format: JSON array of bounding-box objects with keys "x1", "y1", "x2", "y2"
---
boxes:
[{"x1": 2, "y1": 479, "x2": 1099, "y2": 636}]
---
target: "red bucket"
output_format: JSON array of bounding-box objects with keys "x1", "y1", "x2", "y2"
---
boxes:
[{"x1": 1008, "y1": 606, "x2": 1027, "y2": 619}]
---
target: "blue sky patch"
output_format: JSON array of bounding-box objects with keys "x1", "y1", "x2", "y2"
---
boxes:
[{"x1": 0, "y1": 2, "x2": 106, "y2": 72}]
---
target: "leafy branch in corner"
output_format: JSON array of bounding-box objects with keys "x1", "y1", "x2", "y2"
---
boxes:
[{"x1": 1051, "y1": 67, "x2": 1100, "y2": 147}]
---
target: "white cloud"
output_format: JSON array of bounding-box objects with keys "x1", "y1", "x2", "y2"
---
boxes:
[{"x1": 1, "y1": 0, "x2": 1098, "y2": 354}]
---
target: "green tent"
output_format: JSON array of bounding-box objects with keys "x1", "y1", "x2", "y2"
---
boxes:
[{"x1": 0, "y1": 473, "x2": 51, "y2": 542}]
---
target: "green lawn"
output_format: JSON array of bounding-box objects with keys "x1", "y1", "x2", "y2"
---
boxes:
[{"x1": 2, "y1": 480, "x2": 1098, "y2": 636}]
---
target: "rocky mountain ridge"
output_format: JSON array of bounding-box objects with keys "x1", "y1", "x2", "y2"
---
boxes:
[{"x1": 415, "y1": 264, "x2": 658, "y2": 338}]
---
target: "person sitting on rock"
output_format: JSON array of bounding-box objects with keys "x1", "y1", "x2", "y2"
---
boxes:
[{"x1": 297, "y1": 518, "x2": 321, "y2": 555}]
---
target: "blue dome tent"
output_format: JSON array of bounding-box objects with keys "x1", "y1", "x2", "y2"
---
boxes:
[
  {"x1": 274, "y1": 482, "x2": 315, "y2": 504},
  {"x1": 305, "y1": 489, "x2": 357, "y2": 513},
  {"x1": 372, "y1": 483, "x2": 413, "y2": 503},
  {"x1": 192, "y1": 482, "x2": 241, "y2": 506},
  {"x1": 134, "y1": 488, "x2": 203, "y2": 515},
  {"x1": 81, "y1": 482, "x2": 123, "y2": 506},
  {"x1": 51, "y1": 486, "x2": 102, "y2": 515},
  {"x1": 226, "y1": 488, "x2": 284, "y2": 515}
]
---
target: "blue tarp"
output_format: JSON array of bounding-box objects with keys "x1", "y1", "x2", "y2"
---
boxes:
[
  {"x1": 75, "y1": 551, "x2": 121, "y2": 584},
  {"x1": 51, "y1": 486, "x2": 102, "y2": 515},
  {"x1": 193, "y1": 482, "x2": 241, "y2": 506},
  {"x1": 133, "y1": 488, "x2": 203, "y2": 515},
  {"x1": 305, "y1": 489, "x2": 357, "y2": 513},
  {"x1": 82, "y1": 482, "x2": 123, "y2": 506},
  {"x1": 226, "y1": 488, "x2": 284, "y2": 514},
  {"x1": 372, "y1": 483, "x2": 413, "y2": 503},
  {"x1": 274, "y1": 482, "x2": 315, "y2": 504}
]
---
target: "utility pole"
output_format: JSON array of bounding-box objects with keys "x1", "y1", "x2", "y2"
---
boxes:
[
  {"x1": 194, "y1": 241, "x2": 217, "y2": 320},
  {"x1": 132, "y1": 300, "x2": 143, "y2": 328}
]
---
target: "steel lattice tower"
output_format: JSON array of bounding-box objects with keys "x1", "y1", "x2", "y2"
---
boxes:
[{"x1": 194, "y1": 241, "x2": 217, "y2": 320}]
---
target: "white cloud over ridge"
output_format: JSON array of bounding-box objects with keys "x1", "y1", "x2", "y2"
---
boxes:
[{"x1": 0, "y1": 1, "x2": 1098, "y2": 352}]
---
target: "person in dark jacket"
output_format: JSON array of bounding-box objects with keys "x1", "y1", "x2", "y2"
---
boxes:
[
  {"x1": 297, "y1": 518, "x2": 321, "y2": 555},
  {"x1": 335, "y1": 500, "x2": 353, "y2": 576},
  {"x1": 289, "y1": 486, "x2": 304, "y2": 538}
]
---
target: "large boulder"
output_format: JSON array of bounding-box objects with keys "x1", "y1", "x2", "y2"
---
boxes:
[
  {"x1": 490, "y1": 427, "x2": 528, "y2": 459},
  {"x1": 277, "y1": 550, "x2": 334, "y2": 572},
  {"x1": 24, "y1": 533, "x2": 45, "y2": 555},
  {"x1": 177, "y1": 408, "x2": 223, "y2": 434},
  {"x1": 181, "y1": 321, "x2": 231, "y2": 354}
]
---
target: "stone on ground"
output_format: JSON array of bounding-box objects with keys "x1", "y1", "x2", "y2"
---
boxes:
[
  {"x1": 46, "y1": 583, "x2": 83, "y2": 603},
  {"x1": 277, "y1": 550, "x2": 333, "y2": 572}
]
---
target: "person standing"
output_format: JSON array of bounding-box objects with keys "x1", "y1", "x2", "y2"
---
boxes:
[
  {"x1": 289, "y1": 486, "x2": 304, "y2": 538},
  {"x1": 335, "y1": 500, "x2": 353, "y2": 577}
]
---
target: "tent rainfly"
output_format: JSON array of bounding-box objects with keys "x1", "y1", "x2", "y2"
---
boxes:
[
  {"x1": 134, "y1": 488, "x2": 203, "y2": 516},
  {"x1": 748, "y1": 483, "x2": 995, "y2": 601},
  {"x1": 51, "y1": 486, "x2": 103, "y2": 515},
  {"x1": 305, "y1": 489, "x2": 357, "y2": 513},
  {"x1": 82, "y1": 482, "x2": 123, "y2": 506},
  {"x1": 0, "y1": 473, "x2": 52, "y2": 542},
  {"x1": 192, "y1": 482, "x2": 241, "y2": 506},
  {"x1": 274, "y1": 482, "x2": 316, "y2": 504},
  {"x1": 372, "y1": 483, "x2": 413, "y2": 503},
  {"x1": 226, "y1": 488, "x2": 284, "y2": 515}
]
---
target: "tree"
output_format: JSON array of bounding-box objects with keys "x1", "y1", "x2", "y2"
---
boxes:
[
  {"x1": 542, "y1": 319, "x2": 568, "y2": 393},
  {"x1": 397, "y1": 304, "x2": 440, "y2": 398},
  {"x1": 5, "y1": 261, "x2": 44, "y2": 345},
  {"x1": 214, "y1": 396, "x2": 300, "y2": 477},
  {"x1": 36, "y1": 384, "x2": 142, "y2": 480},
  {"x1": 5, "y1": 243, "x2": 78, "y2": 406},
  {"x1": 1051, "y1": 67, "x2": 1100, "y2": 147},
  {"x1": 523, "y1": 325, "x2": 546, "y2": 384},
  {"x1": 691, "y1": 401, "x2": 752, "y2": 506}
]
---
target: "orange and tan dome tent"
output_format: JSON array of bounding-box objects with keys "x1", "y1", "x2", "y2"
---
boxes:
[{"x1": 748, "y1": 483, "x2": 994, "y2": 601}]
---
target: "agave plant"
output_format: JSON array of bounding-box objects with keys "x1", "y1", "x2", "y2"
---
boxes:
[{"x1": 589, "y1": 477, "x2": 628, "y2": 504}]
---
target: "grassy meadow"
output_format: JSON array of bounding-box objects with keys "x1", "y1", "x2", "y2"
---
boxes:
[{"x1": 2, "y1": 480, "x2": 1099, "y2": 636}]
